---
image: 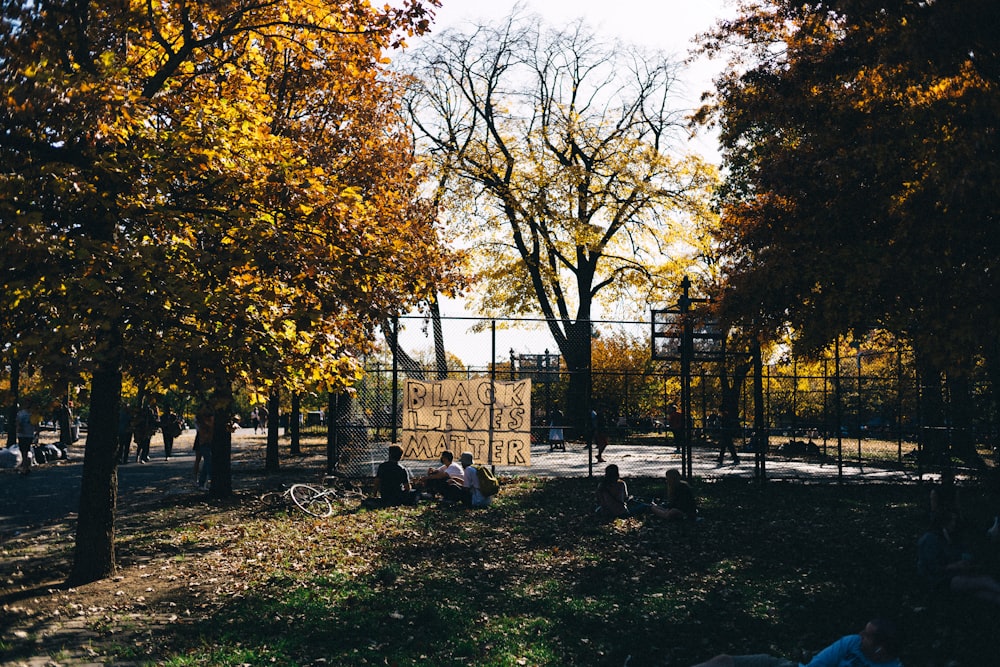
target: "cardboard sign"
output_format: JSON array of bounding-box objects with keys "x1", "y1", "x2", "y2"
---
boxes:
[{"x1": 401, "y1": 378, "x2": 531, "y2": 466}]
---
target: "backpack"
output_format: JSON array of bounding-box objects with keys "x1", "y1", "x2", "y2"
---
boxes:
[{"x1": 476, "y1": 466, "x2": 500, "y2": 497}]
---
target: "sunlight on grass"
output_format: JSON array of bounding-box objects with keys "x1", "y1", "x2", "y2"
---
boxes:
[{"x1": 83, "y1": 476, "x2": 1000, "y2": 666}]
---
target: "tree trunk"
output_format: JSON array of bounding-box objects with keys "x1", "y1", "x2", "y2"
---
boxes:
[
  {"x1": 431, "y1": 297, "x2": 448, "y2": 380},
  {"x1": 560, "y1": 320, "x2": 593, "y2": 439},
  {"x1": 946, "y1": 371, "x2": 986, "y2": 469},
  {"x1": 6, "y1": 355, "x2": 18, "y2": 448},
  {"x1": 916, "y1": 352, "x2": 949, "y2": 466},
  {"x1": 721, "y1": 355, "x2": 752, "y2": 441},
  {"x1": 70, "y1": 353, "x2": 122, "y2": 585},
  {"x1": 326, "y1": 392, "x2": 338, "y2": 475},
  {"x1": 267, "y1": 390, "x2": 280, "y2": 467},
  {"x1": 210, "y1": 378, "x2": 234, "y2": 497},
  {"x1": 290, "y1": 393, "x2": 301, "y2": 455},
  {"x1": 265, "y1": 396, "x2": 280, "y2": 473},
  {"x1": 385, "y1": 317, "x2": 424, "y2": 379},
  {"x1": 985, "y1": 342, "x2": 1000, "y2": 468}
]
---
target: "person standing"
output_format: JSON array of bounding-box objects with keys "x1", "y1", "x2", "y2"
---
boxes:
[
  {"x1": 15, "y1": 403, "x2": 36, "y2": 474},
  {"x1": 716, "y1": 405, "x2": 741, "y2": 465},
  {"x1": 160, "y1": 406, "x2": 181, "y2": 459},
  {"x1": 667, "y1": 404, "x2": 684, "y2": 453},
  {"x1": 118, "y1": 405, "x2": 134, "y2": 464},
  {"x1": 194, "y1": 407, "x2": 215, "y2": 490},
  {"x1": 592, "y1": 409, "x2": 609, "y2": 463},
  {"x1": 132, "y1": 399, "x2": 159, "y2": 463},
  {"x1": 55, "y1": 398, "x2": 74, "y2": 452},
  {"x1": 548, "y1": 409, "x2": 565, "y2": 452}
]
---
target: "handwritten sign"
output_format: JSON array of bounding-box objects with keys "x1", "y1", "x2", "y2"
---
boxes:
[{"x1": 401, "y1": 378, "x2": 531, "y2": 466}]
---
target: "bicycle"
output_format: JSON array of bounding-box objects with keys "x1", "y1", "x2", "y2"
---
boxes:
[{"x1": 259, "y1": 477, "x2": 367, "y2": 517}]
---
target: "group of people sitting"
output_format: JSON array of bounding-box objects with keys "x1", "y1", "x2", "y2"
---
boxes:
[
  {"x1": 370, "y1": 446, "x2": 495, "y2": 509},
  {"x1": 371, "y1": 447, "x2": 1000, "y2": 665},
  {"x1": 596, "y1": 465, "x2": 908, "y2": 666},
  {"x1": 916, "y1": 468, "x2": 1000, "y2": 607},
  {"x1": 595, "y1": 464, "x2": 698, "y2": 522}
]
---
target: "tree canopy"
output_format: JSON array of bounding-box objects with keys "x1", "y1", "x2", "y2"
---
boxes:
[
  {"x1": 698, "y1": 0, "x2": 1000, "y2": 374},
  {"x1": 404, "y1": 10, "x2": 716, "y2": 428},
  {"x1": 1, "y1": 0, "x2": 458, "y2": 582}
]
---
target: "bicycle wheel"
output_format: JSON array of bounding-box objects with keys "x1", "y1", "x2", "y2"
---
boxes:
[
  {"x1": 289, "y1": 483, "x2": 333, "y2": 517},
  {"x1": 259, "y1": 491, "x2": 284, "y2": 510}
]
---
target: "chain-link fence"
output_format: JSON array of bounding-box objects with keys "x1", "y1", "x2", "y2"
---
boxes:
[{"x1": 301, "y1": 315, "x2": 997, "y2": 483}]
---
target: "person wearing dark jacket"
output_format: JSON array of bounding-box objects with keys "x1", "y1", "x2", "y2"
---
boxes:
[{"x1": 651, "y1": 468, "x2": 698, "y2": 521}]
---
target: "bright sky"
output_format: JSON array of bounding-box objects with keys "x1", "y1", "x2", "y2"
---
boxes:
[
  {"x1": 398, "y1": 1, "x2": 738, "y2": 365},
  {"x1": 422, "y1": 0, "x2": 735, "y2": 133}
]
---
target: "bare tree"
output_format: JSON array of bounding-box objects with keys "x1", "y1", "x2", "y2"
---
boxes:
[{"x1": 405, "y1": 11, "x2": 715, "y2": 429}]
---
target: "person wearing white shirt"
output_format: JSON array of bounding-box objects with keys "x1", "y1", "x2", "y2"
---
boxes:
[{"x1": 419, "y1": 450, "x2": 465, "y2": 501}]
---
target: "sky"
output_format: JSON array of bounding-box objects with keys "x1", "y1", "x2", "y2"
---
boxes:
[
  {"x1": 419, "y1": 0, "x2": 735, "y2": 131},
  {"x1": 397, "y1": 0, "x2": 738, "y2": 365}
]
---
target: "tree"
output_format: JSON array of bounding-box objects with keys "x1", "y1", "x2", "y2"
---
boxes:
[
  {"x1": 698, "y1": 0, "x2": 1000, "y2": 465},
  {"x1": 404, "y1": 11, "x2": 717, "y2": 432},
  {"x1": 591, "y1": 329, "x2": 664, "y2": 425},
  {"x1": 1, "y1": 0, "x2": 454, "y2": 584}
]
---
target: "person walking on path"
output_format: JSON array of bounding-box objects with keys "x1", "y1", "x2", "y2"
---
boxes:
[
  {"x1": 716, "y1": 405, "x2": 741, "y2": 465},
  {"x1": 118, "y1": 405, "x2": 134, "y2": 464},
  {"x1": 15, "y1": 403, "x2": 36, "y2": 474},
  {"x1": 132, "y1": 399, "x2": 159, "y2": 464},
  {"x1": 55, "y1": 398, "x2": 74, "y2": 451},
  {"x1": 193, "y1": 407, "x2": 215, "y2": 490},
  {"x1": 160, "y1": 407, "x2": 182, "y2": 460},
  {"x1": 591, "y1": 409, "x2": 609, "y2": 462},
  {"x1": 667, "y1": 404, "x2": 684, "y2": 453}
]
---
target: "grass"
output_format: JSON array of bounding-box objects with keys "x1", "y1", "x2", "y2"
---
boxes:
[{"x1": 4, "y1": 454, "x2": 1000, "y2": 666}]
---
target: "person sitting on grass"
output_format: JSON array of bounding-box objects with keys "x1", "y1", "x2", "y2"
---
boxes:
[
  {"x1": 917, "y1": 510, "x2": 1000, "y2": 606},
  {"x1": 458, "y1": 451, "x2": 492, "y2": 508},
  {"x1": 651, "y1": 468, "x2": 698, "y2": 521},
  {"x1": 929, "y1": 467, "x2": 962, "y2": 527},
  {"x1": 595, "y1": 464, "x2": 649, "y2": 519},
  {"x1": 690, "y1": 618, "x2": 902, "y2": 667},
  {"x1": 372, "y1": 444, "x2": 417, "y2": 507},
  {"x1": 416, "y1": 449, "x2": 465, "y2": 501}
]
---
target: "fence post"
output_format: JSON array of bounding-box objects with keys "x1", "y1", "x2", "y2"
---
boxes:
[
  {"x1": 752, "y1": 335, "x2": 766, "y2": 483},
  {"x1": 489, "y1": 320, "x2": 496, "y2": 468},
  {"x1": 680, "y1": 277, "x2": 693, "y2": 479},
  {"x1": 856, "y1": 352, "x2": 863, "y2": 469},
  {"x1": 822, "y1": 357, "x2": 829, "y2": 458},
  {"x1": 391, "y1": 317, "x2": 399, "y2": 445},
  {"x1": 896, "y1": 346, "x2": 904, "y2": 463},
  {"x1": 835, "y1": 339, "x2": 844, "y2": 482},
  {"x1": 290, "y1": 392, "x2": 301, "y2": 455},
  {"x1": 326, "y1": 392, "x2": 337, "y2": 476}
]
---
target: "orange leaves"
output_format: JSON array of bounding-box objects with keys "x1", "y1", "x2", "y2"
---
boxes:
[{"x1": 0, "y1": 0, "x2": 460, "y2": 401}]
